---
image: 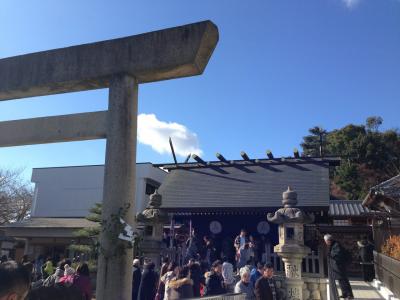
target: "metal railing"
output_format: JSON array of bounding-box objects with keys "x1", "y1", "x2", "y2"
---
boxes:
[{"x1": 189, "y1": 293, "x2": 246, "y2": 300}]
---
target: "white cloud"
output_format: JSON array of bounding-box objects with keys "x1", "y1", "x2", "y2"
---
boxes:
[
  {"x1": 137, "y1": 113, "x2": 203, "y2": 158},
  {"x1": 342, "y1": 0, "x2": 361, "y2": 8}
]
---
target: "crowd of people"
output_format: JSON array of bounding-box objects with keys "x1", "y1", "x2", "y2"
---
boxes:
[
  {"x1": 0, "y1": 229, "x2": 375, "y2": 300},
  {"x1": 0, "y1": 255, "x2": 92, "y2": 300},
  {"x1": 131, "y1": 228, "x2": 283, "y2": 300},
  {"x1": 180, "y1": 229, "x2": 271, "y2": 268},
  {"x1": 132, "y1": 258, "x2": 280, "y2": 300}
]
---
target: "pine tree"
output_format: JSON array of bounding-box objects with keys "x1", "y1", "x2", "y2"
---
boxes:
[{"x1": 69, "y1": 203, "x2": 102, "y2": 259}]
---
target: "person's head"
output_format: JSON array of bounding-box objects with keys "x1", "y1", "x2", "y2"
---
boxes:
[
  {"x1": 145, "y1": 261, "x2": 155, "y2": 271},
  {"x1": 63, "y1": 264, "x2": 75, "y2": 277},
  {"x1": 263, "y1": 263, "x2": 274, "y2": 279},
  {"x1": 188, "y1": 258, "x2": 196, "y2": 266},
  {"x1": 0, "y1": 255, "x2": 7, "y2": 264},
  {"x1": 203, "y1": 235, "x2": 210, "y2": 242},
  {"x1": 324, "y1": 234, "x2": 333, "y2": 246},
  {"x1": 178, "y1": 265, "x2": 190, "y2": 280},
  {"x1": 76, "y1": 263, "x2": 89, "y2": 277},
  {"x1": 257, "y1": 262, "x2": 264, "y2": 272},
  {"x1": 239, "y1": 267, "x2": 251, "y2": 283},
  {"x1": 249, "y1": 235, "x2": 254, "y2": 241},
  {"x1": 240, "y1": 229, "x2": 247, "y2": 237},
  {"x1": 133, "y1": 259, "x2": 140, "y2": 267},
  {"x1": 211, "y1": 260, "x2": 222, "y2": 274},
  {"x1": 162, "y1": 257, "x2": 170, "y2": 265},
  {"x1": 167, "y1": 262, "x2": 179, "y2": 274},
  {"x1": 22, "y1": 262, "x2": 33, "y2": 275},
  {"x1": 58, "y1": 259, "x2": 71, "y2": 271},
  {"x1": 0, "y1": 261, "x2": 31, "y2": 300}
]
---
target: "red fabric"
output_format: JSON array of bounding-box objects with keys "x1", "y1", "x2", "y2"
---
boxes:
[{"x1": 58, "y1": 275, "x2": 74, "y2": 286}]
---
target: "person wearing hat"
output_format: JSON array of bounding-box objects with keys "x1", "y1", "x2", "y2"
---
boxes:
[
  {"x1": 204, "y1": 260, "x2": 226, "y2": 296},
  {"x1": 132, "y1": 259, "x2": 142, "y2": 300},
  {"x1": 254, "y1": 263, "x2": 278, "y2": 300},
  {"x1": 324, "y1": 234, "x2": 354, "y2": 300},
  {"x1": 58, "y1": 264, "x2": 76, "y2": 287}
]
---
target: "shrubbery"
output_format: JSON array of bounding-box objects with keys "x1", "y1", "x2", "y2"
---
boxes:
[{"x1": 381, "y1": 235, "x2": 400, "y2": 260}]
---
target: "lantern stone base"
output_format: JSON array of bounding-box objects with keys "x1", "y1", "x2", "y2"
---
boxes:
[{"x1": 140, "y1": 239, "x2": 163, "y2": 269}]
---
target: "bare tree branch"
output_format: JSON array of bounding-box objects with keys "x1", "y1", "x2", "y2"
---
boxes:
[{"x1": 0, "y1": 168, "x2": 33, "y2": 225}]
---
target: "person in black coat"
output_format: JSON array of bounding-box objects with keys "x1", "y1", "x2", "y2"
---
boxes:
[
  {"x1": 187, "y1": 259, "x2": 202, "y2": 297},
  {"x1": 357, "y1": 236, "x2": 375, "y2": 282},
  {"x1": 204, "y1": 260, "x2": 226, "y2": 296},
  {"x1": 254, "y1": 263, "x2": 279, "y2": 300},
  {"x1": 324, "y1": 234, "x2": 354, "y2": 300},
  {"x1": 132, "y1": 259, "x2": 142, "y2": 300},
  {"x1": 138, "y1": 261, "x2": 158, "y2": 300}
]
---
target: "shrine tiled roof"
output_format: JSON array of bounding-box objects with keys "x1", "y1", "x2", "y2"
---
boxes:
[
  {"x1": 158, "y1": 160, "x2": 332, "y2": 212},
  {"x1": 329, "y1": 200, "x2": 383, "y2": 218}
]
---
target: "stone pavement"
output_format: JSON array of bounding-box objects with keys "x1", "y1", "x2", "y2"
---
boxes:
[{"x1": 338, "y1": 280, "x2": 385, "y2": 299}]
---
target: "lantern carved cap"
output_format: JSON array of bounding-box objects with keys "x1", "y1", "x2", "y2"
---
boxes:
[
  {"x1": 267, "y1": 187, "x2": 314, "y2": 224},
  {"x1": 136, "y1": 190, "x2": 169, "y2": 223},
  {"x1": 283, "y1": 186, "x2": 297, "y2": 207}
]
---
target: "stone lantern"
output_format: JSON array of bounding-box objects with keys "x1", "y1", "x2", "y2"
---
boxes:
[
  {"x1": 136, "y1": 190, "x2": 169, "y2": 268},
  {"x1": 267, "y1": 187, "x2": 314, "y2": 300}
]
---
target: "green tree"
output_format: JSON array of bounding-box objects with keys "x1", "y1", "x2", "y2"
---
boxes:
[
  {"x1": 69, "y1": 203, "x2": 101, "y2": 259},
  {"x1": 301, "y1": 117, "x2": 400, "y2": 199},
  {"x1": 300, "y1": 126, "x2": 328, "y2": 157}
]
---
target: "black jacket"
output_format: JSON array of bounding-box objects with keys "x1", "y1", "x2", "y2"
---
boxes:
[
  {"x1": 358, "y1": 240, "x2": 374, "y2": 263},
  {"x1": 138, "y1": 265, "x2": 158, "y2": 300},
  {"x1": 254, "y1": 277, "x2": 278, "y2": 300},
  {"x1": 189, "y1": 263, "x2": 202, "y2": 297},
  {"x1": 328, "y1": 241, "x2": 351, "y2": 280},
  {"x1": 132, "y1": 266, "x2": 142, "y2": 300},
  {"x1": 205, "y1": 272, "x2": 226, "y2": 296}
]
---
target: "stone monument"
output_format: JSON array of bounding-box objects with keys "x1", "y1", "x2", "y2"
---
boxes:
[
  {"x1": 267, "y1": 187, "x2": 314, "y2": 300},
  {"x1": 136, "y1": 190, "x2": 169, "y2": 268}
]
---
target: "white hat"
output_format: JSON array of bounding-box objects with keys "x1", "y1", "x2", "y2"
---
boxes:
[
  {"x1": 133, "y1": 259, "x2": 140, "y2": 266},
  {"x1": 324, "y1": 234, "x2": 333, "y2": 242}
]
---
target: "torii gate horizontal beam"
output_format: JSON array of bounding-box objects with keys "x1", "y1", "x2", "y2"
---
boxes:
[
  {"x1": 0, "y1": 111, "x2": 107, "y2": 147},
  {"x1": 0, "y1": 20, "x2": 218, "y2": 101}
]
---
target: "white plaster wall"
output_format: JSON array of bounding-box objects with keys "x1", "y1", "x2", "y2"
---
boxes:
[{"x1": 31, "y1": 163, "x2": 167, "y2": 217}]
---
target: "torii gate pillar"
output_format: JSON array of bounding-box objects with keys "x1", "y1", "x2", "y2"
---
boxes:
[{"x1": 96, "y1": 74, "x2": 138, "y2": 299}]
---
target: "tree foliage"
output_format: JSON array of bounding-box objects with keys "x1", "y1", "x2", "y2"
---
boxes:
[
  {"x1": 69, "y1": 203, "x2": 101, "y2": 258},
  {"x1": 0, "y1": 168, "x2": 33, "y2": 225},
  {"x1": 301, "y1": 117, "x2": 400, "y2": 199}
]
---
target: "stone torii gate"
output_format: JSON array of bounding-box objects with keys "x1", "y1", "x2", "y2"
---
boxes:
[{"x1": 0, "y1": 21, "x2": 218, "y2": 299}]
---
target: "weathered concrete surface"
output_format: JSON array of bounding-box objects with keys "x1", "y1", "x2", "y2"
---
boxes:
[
  {"x1": 0, "y1": 111, "x2": 107, "y2": 147},
  {"x1": 96, "y1": 74, "x2": 137, "y2": 300},
  {"x1": 0, "y1": 20, "x2": 218, "y2": 101}
]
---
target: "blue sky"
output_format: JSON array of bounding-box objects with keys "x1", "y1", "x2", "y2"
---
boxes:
[{"x1": 1, "y1": 0, "x2": 400, "y2": 181}]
